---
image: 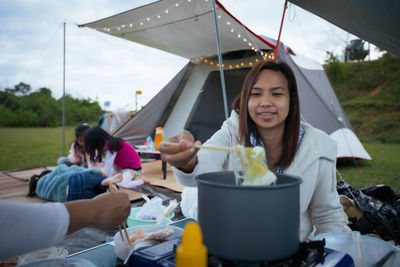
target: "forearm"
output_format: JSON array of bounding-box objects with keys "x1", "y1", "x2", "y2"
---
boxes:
[{"x1": 64, "y1": 199, "x2": 97, "y2": 234}]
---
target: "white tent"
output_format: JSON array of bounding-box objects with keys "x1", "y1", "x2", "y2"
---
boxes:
[{"x1": 80, "y1": 0, "x2": 371, "y2": 160}]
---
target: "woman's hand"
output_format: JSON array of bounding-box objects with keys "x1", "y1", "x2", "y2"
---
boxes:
[{"x1": 159, "y1": 130, "x2": 201, "y2": 173}]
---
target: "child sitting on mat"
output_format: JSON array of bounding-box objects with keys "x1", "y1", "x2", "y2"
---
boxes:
[
  {"x1": 84, "y1": 126, "x2": 149, "y2": 189},
  {"x1": 57, "y1": 123, "x2": 102, "y2": 169}
]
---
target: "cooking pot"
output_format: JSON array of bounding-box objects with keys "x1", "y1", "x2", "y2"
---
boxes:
[{"x1": 197, "y1": 171, "x2": 302, "y2": 262}]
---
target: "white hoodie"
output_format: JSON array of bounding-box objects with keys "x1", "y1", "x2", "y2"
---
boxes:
[{"x1": 173, "y1": 110, "x2": 348, "y2": 241}]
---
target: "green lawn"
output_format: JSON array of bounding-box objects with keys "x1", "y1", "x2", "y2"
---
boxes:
[
  {"x1": 0, "y1": 127, "x2": 75, "y2": 171},
  {"x1": 337, "y1": 143, "x2": 400, "y2": 193},
  {"x1": 0, "y1": 128, "x2": 399, "y2": 193}
]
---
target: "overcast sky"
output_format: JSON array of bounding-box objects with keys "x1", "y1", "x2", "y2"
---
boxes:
[{"x1": 0, "y1": 0, "x2": 383, "y2": 111}]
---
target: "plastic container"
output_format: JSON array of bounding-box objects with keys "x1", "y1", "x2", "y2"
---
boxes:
[
  {"x1": 17, "y1": 258, "x2": 97, "y2": 267},
  {"x1": 127, "y1": 207, "x2": 174, "y2": 227},
  {"x1": 197, "y1": 171, "x2": 302, "y2": 263},
  {"x1": 314, "y1": 232, "x2": 400, "y2": 266},
  {"x1": 155, "y1": 127, "x2": 164, "y2": 151},
  {"x1": 113, "y1": 224, "x2": 183, "y2": 260},
  {"x1": 146, "y1": 136, "x2": 154, "y2": 150}
]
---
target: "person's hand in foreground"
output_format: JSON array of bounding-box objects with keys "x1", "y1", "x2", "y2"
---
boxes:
[
  {"x1": 159, "y1": 130, "x2": 201, "y2": 173},
  {"x1": 65, "y1": 191, "x2": 131, "y2": 234}
]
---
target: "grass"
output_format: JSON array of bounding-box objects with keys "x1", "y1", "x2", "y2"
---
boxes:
[
  {"x1": 337, "y1": 143, "x2": 400, "y2": 194},
  {"x1": 0, "y1": 127, "x2": 75, "y2": 171},
  {"x1": 1, "y1": 128, "x2": 399, "y2": 194}
]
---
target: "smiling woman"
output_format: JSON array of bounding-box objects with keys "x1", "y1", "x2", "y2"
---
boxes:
[{"x1": 159, "y1": 61, "x2": 349, "y2": 242}]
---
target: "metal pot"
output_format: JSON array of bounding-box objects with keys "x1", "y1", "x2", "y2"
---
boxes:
[{"x1": 197, "y1": 171, "x2": 302, "y2": 262}]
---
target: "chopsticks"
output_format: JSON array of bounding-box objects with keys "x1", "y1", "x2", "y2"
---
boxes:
[
  {"x1": 161, "y1": 140, "x2": 235, "y2": 152},
  {"x1": 108, "y1": 180, "x2": 130, "y2": 243}
]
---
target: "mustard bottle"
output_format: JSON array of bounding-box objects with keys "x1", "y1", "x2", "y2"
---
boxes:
[{"x1": 176, "y1": 221, "x2": 207, "y2": 267}]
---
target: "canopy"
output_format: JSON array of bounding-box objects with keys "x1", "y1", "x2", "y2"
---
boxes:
[
  {"x1": 80, "y1": 0, "x2": 275, "y2": 59},
  {"x1": 288, "y1": 0, "x2": 400, "y2": 56}
]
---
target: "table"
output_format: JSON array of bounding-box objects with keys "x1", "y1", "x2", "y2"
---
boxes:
[
  {"x1": 67, "y1": 218, "x2": 195, "y2": 266},
  {"x1": 135, "y1": 149, "x2": 167, "y2": 180}
]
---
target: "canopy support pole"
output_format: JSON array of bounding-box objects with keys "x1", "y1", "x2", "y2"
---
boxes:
[
  {"x1": 274, "y1": 0, "x2": 288, "y2": 61},
  {"x1": 62, "y1": 22, "x2": 66, "y2": 156},
  {"x1": 212, "y1": 0, "x2": 229, "y2": 120}
]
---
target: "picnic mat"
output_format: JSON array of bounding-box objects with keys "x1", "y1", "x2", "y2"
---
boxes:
[
  {"x1": 0, "y1": 167, "x2": 48, "y2": 203},
  {"x1": 0, "y1": 161, "x2": 184, "y2": 203},
  {"x1": 141, "y1": 160, "x2": 185, "y2": 192}
]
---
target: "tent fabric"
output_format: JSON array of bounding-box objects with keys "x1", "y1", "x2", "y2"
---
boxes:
[
  {"x1": 81, "y1": 0, "x2": 371, "y2": 160},
  {"x1": 113, "y1": 63, "x2": 193, "y2": 144},
  {"x1": 287, "y1": 0, "x2": 400, "y2": 57},
  {"x1": 79, "y1": 0, "x2": 275, "y2": 59}
]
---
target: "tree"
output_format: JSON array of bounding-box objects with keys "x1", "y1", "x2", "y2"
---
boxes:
[
  {"x1": 13, "y1": 82, "x2": 31, "y2": 95},
  {"x1": 324, "y1": 51, "x2": 342, "y2": 84}
]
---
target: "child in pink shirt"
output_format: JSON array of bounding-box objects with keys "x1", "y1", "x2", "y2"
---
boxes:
[{"x1": 84, "y1": 126, "x2": 148, "y2": 188}]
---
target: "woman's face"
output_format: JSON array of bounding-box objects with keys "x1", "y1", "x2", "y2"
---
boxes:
[{"x1": 248, "y1": 69, "x2": 290, "y2": 133}]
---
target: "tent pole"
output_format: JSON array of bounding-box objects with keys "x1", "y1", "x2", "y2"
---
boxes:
[
  {"x1": 274, "y1": 0, "x2": 288, "y2": 61},
  {"x1": 62, "y1": 22, "x2": 66, "y2": 156},
  {"x1": 212, "y1": 0, "x2": 229, "y2": 120}
]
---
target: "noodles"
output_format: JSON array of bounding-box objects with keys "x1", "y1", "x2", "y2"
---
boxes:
[{"x1": 233, "y1": 145, "x2": 277, "y2": 186}]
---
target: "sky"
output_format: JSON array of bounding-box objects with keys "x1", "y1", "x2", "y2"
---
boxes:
[{"x1": 0, "y1": 0, "x2": 383, "y2": 111}]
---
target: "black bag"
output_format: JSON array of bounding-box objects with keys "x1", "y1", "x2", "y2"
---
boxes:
[{"x1": 337, "y1": 181, "x2": 400, "y2": 244}]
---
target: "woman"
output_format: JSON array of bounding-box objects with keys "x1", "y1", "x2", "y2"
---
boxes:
[
  {"x1": 159, "y1": 61, "x2": 348, "y2": 241},
  {"x1": 85, "y1": 127, "x2": 149, "y2": 189}
]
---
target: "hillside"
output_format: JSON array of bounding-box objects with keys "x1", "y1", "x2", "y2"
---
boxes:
[{"x1": 325, "y1": 53, "x2": 400, "y2": 143}]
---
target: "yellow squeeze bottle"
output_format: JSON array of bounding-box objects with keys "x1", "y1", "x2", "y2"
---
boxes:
[{"x1": 176, "y1": 222, "x2": 207, "y2": 267}]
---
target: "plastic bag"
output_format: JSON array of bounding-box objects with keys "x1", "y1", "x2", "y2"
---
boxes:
[
  {"x1": 17, "y1": 246, "x2": 68, "y2": 265},
  {"x1": 180, "y1": 187, "x2": 198, "y2": 220},
  {"x1": 135, "y1": 195, "x2": 164, "y2": 220},
  {"x1": 337, "y1": 181, "x2": 400, "y2": 244}
]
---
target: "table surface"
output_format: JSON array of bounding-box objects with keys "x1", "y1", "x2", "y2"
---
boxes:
[{"x1": 67, "y1": 218, "x2": 195, "y2": 266}]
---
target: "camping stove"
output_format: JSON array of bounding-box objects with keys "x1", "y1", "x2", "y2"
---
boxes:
[{"x1": 127, "y1": 239, "x2": 354, "y2": 267}]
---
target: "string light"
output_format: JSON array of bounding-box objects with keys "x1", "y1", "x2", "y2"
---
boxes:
[
  {"x1": 190, "y1": 53, "x2": 274, "y2": 70},
  {"x1": 95, "y1": 0, "x2": 270, "y2": 63}
]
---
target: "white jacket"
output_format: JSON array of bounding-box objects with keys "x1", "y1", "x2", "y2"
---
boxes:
[{"x1": 173, "y1": 110, "x2": 347, "y2": 241}]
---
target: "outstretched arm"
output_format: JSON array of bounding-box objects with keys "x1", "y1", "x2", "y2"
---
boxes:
[
  {"x1": 65, "y1": 191, "x2": 131, "y2": 234},
  {"x1": 0, "y1": 192, "x2": 131, "y2": 260}
]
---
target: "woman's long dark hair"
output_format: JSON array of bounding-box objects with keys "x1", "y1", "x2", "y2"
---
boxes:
[
  {"x1": 84, "y1": 126, "x2": 122, "y2": 162},
  {"x1": 27, "y1": 170, "x2": 52, "y2": 197},
  {"x1": 232, "y1": 61, "x2": 300, "y2": 169},
  {"x1": 73, "y1": 123, "x2": 90, "y2": 153}
]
